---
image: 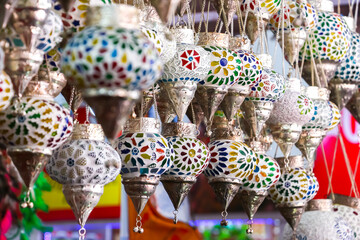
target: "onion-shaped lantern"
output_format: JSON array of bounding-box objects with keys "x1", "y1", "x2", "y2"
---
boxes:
[
  {"x1": 283, "y1": 199, "x2": 355, "y2": 240},
  {"x1": 0, "y1": 71, "x2": 14, "y2": 111},
  {"x1": 195, "y1": 32, "x2": 242, "y2": 135},
  {"x1": 296, "y1": 87, "x2": 332, "y2": 166},
  {"x1": 267, "y1": 78, "x2": 314, "y2": 158},
  {"x1": 238, "y1": 0, "x2": 283, "y2": 44},
  {"x1": 242, "y1": 54, "x2": 285, "y2": 139},
  {"x1": 61, "y1": 5, "x2": 163, "y2": 140},
  {"x1": 114, "y1": 117, "x2": 173, "y2": 233},
  {"x1": 330, "y1": 17, "x2": 360, "y2": 110},
  {"x1": 46, "y1": 123, "x2": 120, "y2": 239},
  {"x1": 161, "y1": 122, "x2": 209, "y2": 223},
  {"x1": 204, "y1": 113, "x2": 258, "y2": 226},
  {"x1": 300, "y1": 0, "x2": 351, "y2": 87},
  {"x1": 159, "y1": 27, "x2": 210, "y2": 122},
  {"x1": 269, "y1": 0, "x2": 317, "y2": 66}
]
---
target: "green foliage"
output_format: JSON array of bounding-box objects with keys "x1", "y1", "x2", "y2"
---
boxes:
[{"x1": 202, "y1": 224, "x2": 252, "y2": 240}]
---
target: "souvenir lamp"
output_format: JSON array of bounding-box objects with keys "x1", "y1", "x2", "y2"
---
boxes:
[
  {"x1": 241, "y1": 54, "x2": 285, "y2": 140},
  {"x1": 46, "y1": 123, "x2": 121, "y2": 240},
  {"x1": 161, "y1": 122, "x2": 209, "y2": 223},
  {"x1": 330, "y1": 16, "x2": 360, "y2": 110},
  {"x1": 269, "y1": 0, "x2": 317, "y2": 67},
  {"x1": 114, "y1": 117, "x2": 173, "y2": 233},
  {"x1": 0, "y1": 70, "x2": 73, "y2": 207},
  {"x1": 267, "y1": 78, "x2": 314, "y2": 159},
  {"x1": 204, "y1": 112, "x2": 258, "y2": 226},
  {"x1": 300, "y1": 0, "x2": 351, "y2": 88},
  {"x1": 238, "y1": 0, "x2": 282, "y2": 44},
  {"x1": 282, "y1": 199, "x2": 354, "y2": 240},
  {"x1": 61, "y1": 5, "x2": 163, "y2": 140},
  {"x1": 332, "y1": 194, "x2": 360, "y2": 239},
  {"x1": 196, "y1": 32, "x2": 241, "y2": 136},
  {"x1": 239, "y1": 137, "x2": 280, "y2": 234}
]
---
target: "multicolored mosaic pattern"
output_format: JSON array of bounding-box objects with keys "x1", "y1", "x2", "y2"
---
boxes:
[
  {"x1": 246, "y1": 68, "x2": 285, "y2": 102},
  {"x1": 242, "y1": 153, "x2": 280, "y2": 190},
  {"x1": 164, "y1": 136, "x2": 209, "y2": 177},
  {"x1": 0, "y1": 71, "x2": 14, "y2": 111},
  {"x1": 334, "y1": 31, "x2": 360, "y2": 83},
  {"x1": 302, "y1": 99, "x2": 332, "y2": 130},
  {"x1": 234, "y1": 50, "x2": 262, "y2": 89},
  {"x1": 43, "y1": 47, "x2": 63, "y2": 72},
  {"x1": 199, "y1": 46, "x2": 242, "y2": 89},
  {"x1": 299, "y1": 11, "x2": 351, "y2": 62},
  {"x1": 269, "y1": 168, "x2": 309, "y2": 204},
  {"x1": 334, "y1": 204, "x2": 360, "y2": 239},
  {"x1": 269, "y1": 0, "x2": 317, "y2": 32},
  {"x1": 327, "y1": 101, "x2": 341, "y2": 130},
  {"x1": 160, "y1": 44, "x2": 210, "y2": 83},
  {"x1": 47, "y1": 139, "x2": 121, "y2": 185},
  {"x1": 240, "y1": 0, "x2": 282, "y2": 16},
  {"x1": 61, "y1": 26, "x2": 163, "y2": 91},
  {"x1": 0, "y1": 97, "x2": 73, "y2": 150},
  {"x1": 267, "y1": 89, "x2": 314, "y2": 125},
  {"x1": 115, "y1": 132, "x2": 173, "y2": 178},
  {"x1": 305, "y1": 174, "x2": 319, "y2": 200},
  {"x1": 204, "y1": 140, "x2": 258, "y2": 180}
]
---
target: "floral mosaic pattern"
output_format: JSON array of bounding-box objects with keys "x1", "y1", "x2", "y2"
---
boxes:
[
  {"x1": 199, "y1": 46, "x2": 241, "y2": 89},
  {"x1": 334, "y1": 205, "x2": 360, "y2": 239},
  {"x1": 0, "y1": 97, "x2": 73, "y2": 150},
  {"x1": 235, "y1": 50, "x2": 262, "y2": 88},
  {"x1": 269, "y1": 168, "x2": 309, "y2": 204},
  {"x1": 61, "y1": 26, "x2": 163, "y2": 91},
  {"x1": 269, "y1": 0, "x2": 317, "y2": 32},
  {"x1": 47, "y1": 139, "x2": 121, "y2": 185},
  {"x1": 0, "y1": 71, "x2": 14, "y2": 111},
  {"x1": 246, "y1": 68, "x2": 285, "y2": 102},
  {"x1": 160, "y1": 44, "x2": 210, "y2": 83},
  {"x1": 335, "y1": 31, "x2": 360, "y2": 83},
  {"x1": 334, "y1": 217, "x2": 356, "y2": 240},
  {"x1": 164, "y1": 137, "x2": 209, "y2": 177},
  {"x1": 305, "y1": 174, "x2": 319, "y2": 200},
  {"x1": 299, "y1": 11, "x2": 351, "y2": 62},
  {"x1": 240, "y1": 0, "x2": 282, "y2": 16},
  {"x1": 267, "y1": 89, "x2": 314, "y2": 125},
  {"x1": 114, "y1": 132, "x2": 173, "y2": 178},
  {"x1": 327, "y1": 101, "x2": 341, "y2": 130},
  {"x1": 204, "y1": 140, "x2": 258, "y2": 180},
  {"x1": 302, "y1": 99, "x2": 332, "y2": 130},
  {"x1": 242, "y1": 153, "x2": 280, "y2": 190}
]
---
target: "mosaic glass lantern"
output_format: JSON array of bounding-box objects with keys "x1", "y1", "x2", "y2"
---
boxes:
[
  {"x1": 61, "y1": 5, "x2": 163, "y2": 140},
  {"x1": 46, "y1": 123, "x2": 121, "y2": 238}
]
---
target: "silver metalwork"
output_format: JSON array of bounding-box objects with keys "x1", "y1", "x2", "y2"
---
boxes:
[
  {"x1": 346, "y1": 90, "x2": 360, "y2": 123},
  {"x1": 306, "y1": 199, "x2": 333, "y2": 212},
  {"x1": 197, "y1": 32, "x2": 230, "y2": 48},
  {"x1": 301, "y1": 60, "x2": 341, "y2": 88},
  {"x1": 124, "y1": 117, "x2": 161, "y2": 134},
  {"x1": 71, "y1": 123, "x2": 105, "y2": 141},
  {"x1": 270, "y1": 123, "x2": 302, "y2": 159},
  {"x1": 295, "y1": 129, "x2": 325, "y2": 167},
  {"x1": 280, "y1": 28, "x2": 307, "y2": 67},
  {"x1": 162, "y1": 122, "x2": 198, "y2": 138},
  {"x1": 328, "y1": 78, "x2": 357, "y2": 110}
]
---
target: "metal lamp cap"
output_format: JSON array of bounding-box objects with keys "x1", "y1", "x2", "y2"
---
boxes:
[
  {"x1": 162, "y1": 122, "x2": 198, "y2": 138},
  {"x1": 71, "y1": 123, "x2": 105, "y2": 141},
  {"x1": 302, "y1": 86, "x2": 330, "y2": 101},
  {"x1": 332, "y1": 194, "x2": 360, "y2": 210},
  {"x1": 124, "y1": 117, "x2": 161, "y2": 134},
  {"x1": 171, "y1": 27, "x2": 194, "y2": 44},
  {"x1": 275, "y1": 155, "x2": 305, "y2": 169},
  {"x1": 197, "y1": 32, "x2": 230, "y2": 48},
  {"x1": 306, "y1": 199, "x2": 333, "y2": 212}
]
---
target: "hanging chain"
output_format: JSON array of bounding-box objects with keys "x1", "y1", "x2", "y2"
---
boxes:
[
  {"x1": 173, "y1": 210, "x2": 179, "y2": 224},
  {"x1": 246, "y1": 219, "x2": 254, "y2": 234},
  {"x1": 78, "y1": 227, "x2": 86, "y2": 240},
  {"x1": 220, "y1": 210, "x2": 228, "y2": 226},
  {"x1": 85, "y1": 104, "x2": 90, "y2": 124},
  {"x1": 133, "y1": 215, "x2": 144, "y2": 233},
  {"x1": 20, "y1": 190, "x2": 33, "y2": 208}
]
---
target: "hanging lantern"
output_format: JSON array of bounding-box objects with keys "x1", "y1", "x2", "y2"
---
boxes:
[
  {"x1": 282, "y1": 199, "x2": 355, "y2": 240},
  {"x1": 195, "y1": 32, "x2": 242, "y2": 135},
  {"x1": 61, "y1": 5, "x2": 163, "y2": 140},
  {"x1": 0, "y1": 70, "x2": 14, "y2": 111},
  {"x1": 0, "y1": 0, "x2": 18, "y2": 29},
  {"x1": 159, "y1": 27, "x2": 210, "y2": 122},
  {"x1": 210, "y1": 0, "x2": 237, "y2": 28},
  {"x1": 295, "y1": 87, "x2": 332, "y2": 166},
  {"x1": 46, "y1": 123, "x2": 121, "y2": 239},
  {"x1": 269, "y1": 0, "x2": 317, "y2": 66},
  {"x1": 161, "y1": 122, "x2": 209, "y2": 223},
  {"x1": 330, "y1": 16, "x2": 360, "y2": 110},
  {"x1": 134, "y1": 83, "x2": 160, "y2": 118},
  {"x1": 300, "y1": 0, "x2": 351, "y2": 87},
  {"x1": 242, "y1": 54, "x2": 285, "y2": 139},
  {"x1": 114, "y1": 117, "x2": 173, "y2": 233},
  {"x1": 220, "y1": 36, "x2": 263, "y2": 123},
  {"x1": 10, "y1": 0, "x2": 52, "y2": 51},
  {"x1": 239, "y1": 141, "x2": 280, "y2": 234},
  {"x1": 156, "y1": 86, "x2": 177, "y2": 123},
  {"x1": 204, "y1": 114, "x2": 258, "y2": 226},
  {"x1": 346, "y1": 89, "x2": 360, "y2": 124},
  {"x1": 239, "y1": 0, "x2": 282, "y2": 44},
  {"x1": 267, "y1": 78, "x2": 314, "y2": 159}
]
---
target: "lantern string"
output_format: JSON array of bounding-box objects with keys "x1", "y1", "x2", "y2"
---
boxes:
[
  {"x1": 321, "y1": 142, "x2": 335, "y2": 201},
  {"x1": 272, "y1": 4, "x2": 284, "y2": 69},
  {"x1": 206, "y1": 1, "x2": 211, "y2": 33},
  {"x1": 327, "y1": 130, "x2": 339, "y2": 195},
  {"x1": 337, "y1": 0, "x2": 341, "y2": 14},
  {"x1": 197, "y1": 0, "x2": 206, "y2": 33},
  {"x1": 355, "y1": 0, "x2": 359, "y2": 28}
]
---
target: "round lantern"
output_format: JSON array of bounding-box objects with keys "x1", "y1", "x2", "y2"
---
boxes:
[
  {"x1": 161, "y1": 122, "x2": 209, "y2": 223},
  {"x1": 282, "y1": 199, "x2": 355, "y2": 240},
  {"x1": 195, "y1": 32, "x2": 241, "y2": 134},
  {"x1": 0, "y1": 71, "x2": 14, "y2": 111},
  {"x1": 46, "y1": 123, "x2": 121, "y2": 238},
  {"x1": 114, "y1": 117, "x2": 173, "y2": 233},
  {"x1": 333, "y1": 194, "x2": 360, "y2": 239},
  {"x1": 159, "y1": 27, "x2": 210, "y2": 122},
  {"x1": 267, "y1": 78, "x2": 314, "y2": 158},
  {"x1": 300, "y1": 0, "x2": 351, "y2": 87},
  {"x1": 61, "y1": 5, "x2": 163, "y2": 140},
  {"x1": 242, "y1": 54, "x2": 285, "y2": 139}
]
